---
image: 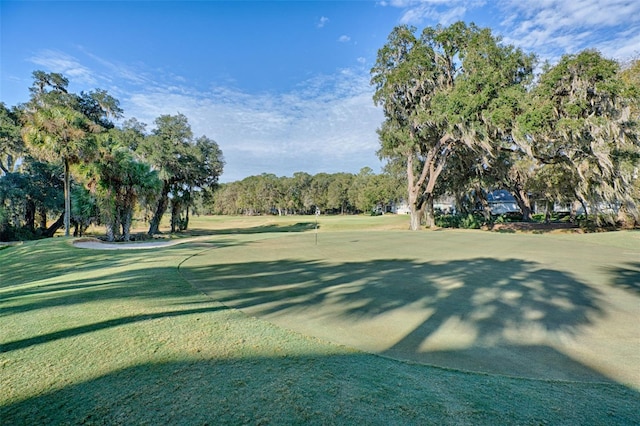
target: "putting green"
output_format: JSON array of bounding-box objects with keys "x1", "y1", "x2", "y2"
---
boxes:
[{"x1": 180, "y1": 229, "x2": 640, "y2": 388}]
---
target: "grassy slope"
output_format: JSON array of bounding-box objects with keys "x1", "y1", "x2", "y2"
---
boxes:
[{"x1": 1, "y1": 216, "x2": 639, "y2": 424}]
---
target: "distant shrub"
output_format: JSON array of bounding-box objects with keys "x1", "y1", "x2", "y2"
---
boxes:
[
  {"x1": 0, "y1": 225, "x2": 38, "y2": 242},
  {"x1": 494, "y1": 215, "x2": 507, "y2": 224},
  {"x1": 435, "y1": 214, "x2": 461, "y2": 228},
  {"x1": 435, "y1": 213, "x2": 483, "y2": 229},
  {"x1": 460, "y1": 214, "x2": 482, "y2": 229},
  {"x1": 531, "y1": 213, "x2": 546, "y2": 222}
]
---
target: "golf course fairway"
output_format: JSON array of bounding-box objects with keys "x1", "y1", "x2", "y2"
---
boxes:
[{"x1": 2, "y1": 215, "x2": 639, "y2": 424}]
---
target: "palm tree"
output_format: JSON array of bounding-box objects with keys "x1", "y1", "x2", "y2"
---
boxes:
[
  {"x1": 22, "y1": 104, "x2": 101, "y2": 236},
  {"x1": 21, "y1": 71, "x2": 121, "y2": 237},
  {"x1": 88, "y1": 140, "x2": 160, "y2": 241}
]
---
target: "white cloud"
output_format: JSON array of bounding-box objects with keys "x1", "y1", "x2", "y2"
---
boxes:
[
  {"x1": 387, "y1": 0, "x2": 483, "y2": 25},
  {"x1": 382, "y1": 0, "x2": 640, "y2": 63},
  {"x1": 498, "y1": 0, "x2": 640, "y2": 61},
  {"x1": 79, "y1": 48, "x2": 156, "y2": 87},
  {"x1": 600, "y1": 29, "x2": 640, "y2": 61},
  {"x1": 435, "y1": 6, "x2": 467, "y2": 26},
  {"x1": 123, "y1": 70, "x2": 384, "y2": 182},
  {"x1": 317, "y1": 16, "x2": 329, "y2": 28},
  {"x1": 338, "y1": 35, "x2": 351, "y2": 43},
  {"x1": 28, "y1": 50, "x2": 97, "y2": 86},
  {"x1": 26, "y1": 47, "x2": 384, "y2": 182}
]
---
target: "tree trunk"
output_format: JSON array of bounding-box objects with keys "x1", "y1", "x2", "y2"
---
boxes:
[
  {"x1": 455, "y1": 192, "x2": 466, "y2": 215},
  {"x1": 37, "y1": 205, "x2": 47, "y2": 230},
  {"x1": 103, "y1": 204, "x2": 121, "y2": 242},
  {"x1": 148, "y1": 182, "x2": 170, "y2": 235},
  {"x1": 63, "y1": 157, "x2": 71, "y2": 237},
  {"x1": 424, "y1": 194, "x2": 436, "y2": 228},
  {"x1": 406, "y1": 149, "x2": 426, "y2": 231},
  {"x1": 476, "y1": 187, "x2": 491, "y2": 222},
  {"x1": 121, "y1": 207, "x2": 132, "y2": 242},
  {"x1": 510, "y1": 188, "x2": 532, "y2": 221},
  {"x1": 170, "y1": 199, "x2": 180, "y2": 233},
  {"x1": 408, "y1": 187, "x2": 426, "y2": 231},
  {"x1": 409, "y1": 205, "x2": 424, "y2": 230},
  {"x1": 570, "y1": 200, "x2": 579, "y2": 223},
  {"x1": 576, "y1": 193, "x2": 589, "y2": 222},
  {"x1": 43, "y1": 212, "x2": 65, "y2": 238},
  {"x1": 544, "y1": 201, "x2": 553, "y2": 224},
  {"x1": 182, "y1": 205, "x2": 190, "y2": 231},
  {"x1": 408, "y1": 135, "x2": 452, "y2": 230},
  {"x1": 72, "y1": 220, "x2": 84, "y2": 237},
  {"x1": 24, "y1": 199, "x2": 36, "y2": 231},
  {"x1": 105, "y1": 221, "x2": 115, "y2": 242},
  {"x1": 580, "y1": 200, "x2": 590, "y2": 223}
]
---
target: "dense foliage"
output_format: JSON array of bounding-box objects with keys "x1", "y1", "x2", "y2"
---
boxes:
[
  {"x1": 209, "y1": 168, "x2": 403, "y2": 216},
  {"x1": 0, "y1": 72, "x2": 224, "y2": 241},
  {"x1": 373, "y1": 22, "x2": 639, "y2": 229}
]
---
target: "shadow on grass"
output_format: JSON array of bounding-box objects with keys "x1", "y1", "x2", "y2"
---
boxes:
[
  {"x1": 2, "y1": 238, "x2": 640, "y2": 423},
  {"x1": 184, "y1": 256, "x2": 601, "y2": 335},
  {"x1": 2, "y1": 355, "x2": 638, "y2": 425},
  {"x1": 490, "y1": 222, "x2": 579, "y2": 234},
  {"x1": 605, "y1": 262, "x2": 640, "y2": 294},
  {"x1": 0, "y1": 237, "x2": 245, "y2": 315},
  {"x1": 0, "y1": 265, "x2": 201, "y2": 318},
  {"x1": 186, "y1": 222, "x2": 317, "y2": 237},
  {"x1": 182, "y1": 257, "x2": 616, "y2": 382},
  {"x1": 1, "y1": 306, "x2": 225, "y2": 353}
]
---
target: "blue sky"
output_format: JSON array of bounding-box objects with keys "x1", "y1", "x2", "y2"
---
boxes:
[{"x1": 2, "y1": 1, "x2": 639, "y2": 182}]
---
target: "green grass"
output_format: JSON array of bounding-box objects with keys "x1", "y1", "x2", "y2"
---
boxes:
[{"x1": 1, "y1": 215, "x2": 639, "y2": 424}]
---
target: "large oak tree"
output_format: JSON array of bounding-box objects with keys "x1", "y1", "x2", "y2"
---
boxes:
[
  {"x1": 516, "y1": 51, "x2": 640, "y2": 223},
  {"x1": 372, "y1": 23, "x2": 534, "y2": 230},
  {"x1": 139, "y1": 114, "x2": 223, "y2": 235}
]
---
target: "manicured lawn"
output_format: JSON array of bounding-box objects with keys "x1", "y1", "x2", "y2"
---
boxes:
[{"x1": 1, "y1": 215, "x2": 639, "y2": 424}]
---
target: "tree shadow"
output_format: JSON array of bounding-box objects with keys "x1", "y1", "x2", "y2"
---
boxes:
[
  {"x1": 2, "y1": 356, "x2": 638, "y2": 425},
  {"x1": 1, "y1": 238, "x2": 255, "y2": 312},
  {"x1": 0, "y1": 236, "x2": 247, "y2": 352},
  {"x1": 2, "y1": 238, "x2": 639, "y2": 423},
  {"x1": 186, "y1": 222, "x2": 317, "y2": 236},
  {"x1": 490, "y1": 222, "x2": 579, "y2": 234},
  {"x1": 605, "y1": 262, "x2": 640, "y2": 294},
  {"x1": 0, "y1": 236, "x2": 243, "y2": 296},
  {"x1": 1, "y1": 256, "x2": 190, "y2": 315},
  {"x1": 1, "y1": 306, "x2": 225, "y2": 353},
  {"x1": 182, "y1": 257, "x2": 618, "y2": 382},
  {"x1": 185, "y1": 257, "x2": 601, "y2": 333}
]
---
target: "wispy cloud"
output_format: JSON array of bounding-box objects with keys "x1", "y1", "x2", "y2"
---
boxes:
[
  {"x1": 382, "y1": 0, "x2": 640, "y2": 62},
  {"x1": 28, "y1": 48, "x2": 167, "y2": 99},
  {"x1": 498, "y1": 0, "x2": 640, "y2": 61},
  {"x1": 124, "y1": 69, "x2": 384, "y2": 181},
  {"x1": 28, "y1": 50, "x2": 97, "y2": 86},
  {"x1": 25, "y1": 47, "x2": 385, "y2": 181},
  {"x1": 317, "y1": 16, "x2": 329, "y2": 28},
  {"x1": 338, "y1": 35, "x2": 351, "y2": 43},
  {"x1": 79, "y1": 48, "x2": 155, "y2": 87},
  {"x1": 385, "y1": 0, "x2": 482, "y2": 25}
]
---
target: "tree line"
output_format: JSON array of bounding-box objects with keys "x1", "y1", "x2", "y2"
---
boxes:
[
  {"x1": 372, "y1": 22, "x2": 640, "y2": 230},
  {"x1": 0, "y1": 71, "x2": 224, "y2": 241},
  {"x1": 208, "y1": 167, "x2": 403, "y2": 216}
]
